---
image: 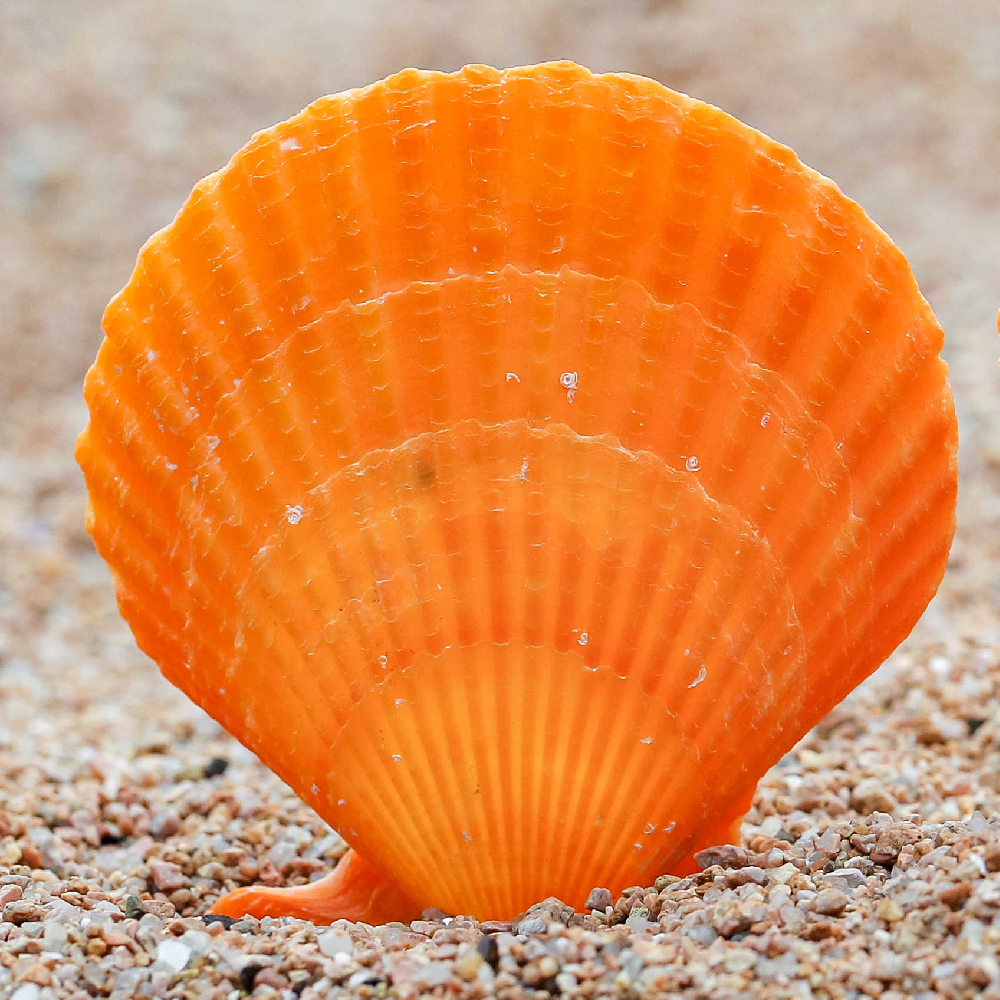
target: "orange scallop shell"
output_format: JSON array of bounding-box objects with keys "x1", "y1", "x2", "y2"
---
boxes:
[{"x1": 76, "y1": 62, "x2": 957, "y2": 922}]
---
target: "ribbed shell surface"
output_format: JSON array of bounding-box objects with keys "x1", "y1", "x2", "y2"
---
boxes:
[{"x1": 76, "y1": 62, "x2": 957, "y2": 918}]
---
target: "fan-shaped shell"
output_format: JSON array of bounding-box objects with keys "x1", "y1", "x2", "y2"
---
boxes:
[{"x1": 76, "y1": 62, "x2": 957, "y2": 921}]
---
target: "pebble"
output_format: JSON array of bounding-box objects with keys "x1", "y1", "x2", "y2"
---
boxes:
[
  {"x1": 147, "y1": 859, "x2": 185, "y2": 891},
  {"x1": 585, "y1": 886, "x2": 613, "y2": 911},
  {"x1": 811, "y1": 887, "x2": 848, "y2": 915},
  {"x1": 827, "y1": 867, "x2": 866, "y2": 889},
  {"x1": 515, "y1": 896, "x2": 573, "y2": 935},
  {"x1": 154, "y1": 938, "x2": 191, "y2": 971},
  {"x1": 316, "y1": 930, "x2": 353, "y2": 958},
  {"x1": 3, "y1": 901, "x2": 45, "y2": 925}
]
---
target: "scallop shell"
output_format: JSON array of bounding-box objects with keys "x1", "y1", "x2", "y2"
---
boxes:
[{"x1": 76, "y1": 62, "x2": 957, "y2": 922}]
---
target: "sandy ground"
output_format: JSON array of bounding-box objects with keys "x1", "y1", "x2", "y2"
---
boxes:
[{"x1": 2, "y1": 1, "x2": 1000, "y2": 997}]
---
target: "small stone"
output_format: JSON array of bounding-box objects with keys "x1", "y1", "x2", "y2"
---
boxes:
[
  {"x1": 147, "y1": 859, "x2": 185, "y2": 892},
  {"x1": 850, "y1": 779, "x2": 897, "y2": 814},
  {"x1": 316, "y1": 930, "x2": 353, "y2": 958},
  {"x1": 20, "y1": 963, "x2": 53, "y2": 987},
  {"x1": 711, "y1": 899, "x2": 752, "y2": 938},
  {"x1": 516, "y1": 896, "x2": 572, "y2": 935},
  {"x1": 724, "y1": 948, "x2": 757, "y2": 973},
  {"x1": 827, "y1": 868, "x2": 866, "y2": 889},
  {"x1": 654, "y1": 874, "x2": 682, "y2": 890},
  {"x1": 685, "y1": 921, "x2": 717, "y2": 945},
  {"x1": 267, "y1": 837, "x2": 299, "y2": 869},
  {"x1": 817, "y1": 828, "x2": 842, "y2": 854},
  {"x1": 417, "y1": 962, "x2": 451, "y2": 987},
  {"x1": 984, "y1": 844, "x2": 1000, "y2": 872},
  {"x1": 124, "y1": 895, "x2": 146, "y2": 919},
  {"x1": 938, "y1": 882, "x2": 972, "y2": 910},
  {"x1": 3, "y1": 900, "x2": 45, "y2": 924},
  {"x1": 11, "y1": 986, "x2": 41, "y2": 1000},
  {"x1": 148, "y1": 813, "x2": 181, "y2": 840},
  {"x1": 555, "y1": 971, "x2": 579, "y2": 992},
  {"x1": 155, "y1": 937, "x2": 191, "y2": 971},
  {"x1": 478, "y1": 920, "x2": 512, "y2": 934},
  {"x1": 372, "y1": 922, "x2": 424, "y2": 947},
  {"x1": 456, "y1": 948, "x2": 483, "y2": 980},
  {"x1": 179, "y1": 929, "x2": 211, "y2": 958},
  {"x1": 768, "y1": 863, "x2": 800, "y2": 885},
  {"x1": 0, "y1": 884, "x2": 23, "y2": 907},
  {"x1": 110, "y1": 968, "x2": 147, "y2": 999},
  {"x1": 959, "y1": 954, "x2": 1000, "y2": 986},
  {"x1": 800, "y1": 920, "x2": 843, "y2": 941},
  {"x1": 523, "y1": 955, "x2": 559, "y2": 984},
  {"x1": 239, "y1": 963, "x2": 265, "y2": 991},
  {"x1": 876, "y1": 899, "x2": 904, "y2": 922},
  {"x1": 693, "y1": 844, "x2": 751, "y2": 870},
  {"x1": 82, "y1": 961, "x2": 109, "y2": 990},
  {"x1": 254, "y1": 967, "x2": 288, "y2": 990},
  {"x1": 203, "y1": 756, "x2": 229, "y2": 778},
  {"x1": 585, "y1": 886, "x2": 613, "y2": 911},
  {"x1": 725, "y1": 866, "x2": 768, "y2": 887},
  {"x1": 200, "y1": 912, "x2": 235, "y2": 929},
  {"x1": 42, "y1": 923, "x2": 68, "y2": 951},
  {"x1": 476, "y1": 934, "x2": 500, "y2": 969},
  {"x1": 811, "y1": 887, "x2": 848, "y2": 915}
]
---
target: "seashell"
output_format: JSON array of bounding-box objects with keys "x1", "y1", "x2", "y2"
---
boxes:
[{"x1": 76, "y1": 62, "x2": 957, "y2": 923}]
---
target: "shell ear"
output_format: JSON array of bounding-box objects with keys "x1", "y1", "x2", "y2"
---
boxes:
[{"x1": 207, "y1": 849, "x2": 420, "y2": 925}]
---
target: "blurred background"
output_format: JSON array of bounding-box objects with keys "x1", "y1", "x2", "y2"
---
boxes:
[{"x1": 1, "y1": 0, "x2": 998, "y2": 679}]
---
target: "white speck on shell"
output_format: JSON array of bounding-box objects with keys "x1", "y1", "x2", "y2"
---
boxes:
[
  {"x1": 688, "y1": 666, "x2": 707, "y2": 688},
  {"x1": 392, "y1": 754, "x2": 402, "y2": 762},
  {"x1": 639, "y1": 736, "x2": 653, "y2": 745},
  {"x1": 506, "y1": 372, "x2": 520, "y2": 382},
  {"x1": 285, "y1": 504, "x2": 304, "y2": 525},
  {"x1": 686, "y1": 455, "x2": 700, "y2": 472},
  {"x1": 560, "y1": 370, "x2": 578, "y2": 402},
  {"x1": 578, "y1": 632, "x2": 589, "y2": 646},
  {"x1": 463, "y1": 830, "x2": 473, "y2": 843},
  {"x1": 761, "y1": 412, "x2": 771, "y2": 427},
  {"x1": 280, "y1": 137, "x2": 301, "y2": 151}
]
